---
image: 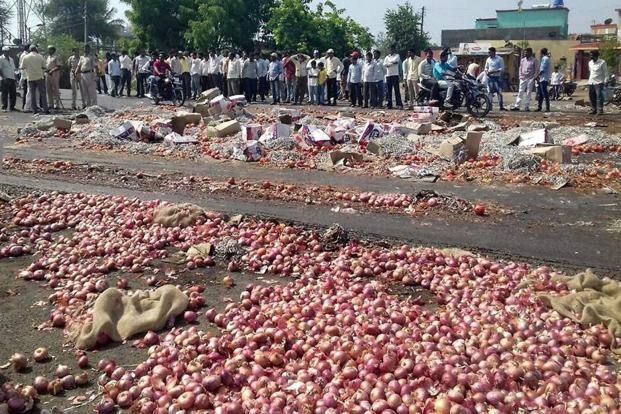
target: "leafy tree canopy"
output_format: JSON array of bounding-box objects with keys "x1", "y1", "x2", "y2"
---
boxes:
[
  {"x1": 382, "y1": 1, "x2": 429, "y2": 58},
  {"x1": 42, "y1": 0, "x2": 124, "y2": 43}
]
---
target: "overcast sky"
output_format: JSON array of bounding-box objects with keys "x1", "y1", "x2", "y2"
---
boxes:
[{"x1": 6, "y1": 0, "x2": 619, "y2": 45}]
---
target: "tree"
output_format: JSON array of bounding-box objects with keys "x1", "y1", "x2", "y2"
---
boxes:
[
  {"x1": 266, "y1": 0, "x2": 373, "y2": 55},
  {"x1": 600, "y1": 39, "x2": 620, "y2": 75},
  {"x1": 42, "y1": 0, "x2": 124, "y2": 43},
  {"x1": 0, "y1": 0, "x2": 11, "y2": 31},
  {"x1": 383, "y1": 1, "x2": 429, "y2": 58},
  {"x1": 122, "y1": 0, "x2": 195, "y2": 52}
]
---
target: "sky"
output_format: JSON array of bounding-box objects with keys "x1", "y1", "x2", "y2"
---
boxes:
[
  {"x1": 114, "y1": 0, "x2": 618, "y2": 44},
  {"x1": 6, "y1": 0, "x2": 620, "y2": 45}
]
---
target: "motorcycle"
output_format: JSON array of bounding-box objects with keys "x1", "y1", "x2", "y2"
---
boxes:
[
  {"x1": 149, "y1": 74, "x2": 185, "y2": 107},
  {"x1": 417, "y1": 71, "x2": 491, "y2": 117}
]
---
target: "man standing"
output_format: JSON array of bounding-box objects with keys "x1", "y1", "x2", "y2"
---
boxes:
[
  {"x1": 587, "y1": 50, "x2": 608, "y2": 116},
  {"x1": 341, "y1": 53, "x2": 352, "y2": 101},
  {"x1": 133, "y1": 50, "x2": 150, "y2": 98},
  {"x1": 96, "y1": 52, "x2": 108, "y2": 95},
  {"x1": 108, "y1": 53, "x2": 121, "y2": 97},
  {"x1": 433, "y1": 51, "x2": 456, "y2": 108},
  {"x1": 226, "y1": 52, "x2": 241, "y2": 96},
  {"x1": 190, "y1": 52, "x2": 202, "y2": 100},
  {"x1": 290, "y1": 52, "x2": 310, "y2": 105},
  {"x1": 282, "y1": 53, "x2": 296, "y2": 103},
  {"x1": 19, "y1": 44, "x2": 30, "y2": 110},
  {"x1": 373, "y1": 50, "x2": 385, "y2": 107},
  {"x1": 68, "y1": 48, "x2": 82, "y2": 109},
  {"x1": 0, "y1": 46, "x2": 17, "y2": 112},
  {"x1": 324, "y1": 49, "x2": 342, "y2": 106},
  {"x1": 347, "y1": 53, "x2": 363, "y2": 107},
  {"x1": 180, "y1": 51, "x2": 191, "y2": 99},
  {"x1": 511, "y1": 47, "x2": 537, "y2": 112},
  {"x1": 257, "y1": 53, "x2": 269, "y2": 102},
  {"x1": 241, "y1": 53, "x2": 258, "y2": 102},
  {"x1": 77, "y1": 44, "x2": 98, "y2": 107},
  {"x1": 268, "y1": 53, "x2": 283, "y2": 105},
  {"x1": 208, "y1": 50, "x2": 222, "y2": 91},
  {"x1": 384, "y1": 46, "x2": 403, "y2": 110},
  {"x1": 405, "y1": 49, "x2": 421, "y2": 109},
  {"x1": 20, "y1": 45, "x2": 48, "y2": 114},
  {"x1": 306, "y1": 50, "x2": 324, "y2": 101},
  {"x1": 536, "y1": 48, "x2": 551, "y2": 112},
  {"x1": 418, "y1": 48, "x2": 438, "y2": 104},
  {"x1": 484, "y1": 47, "x2": 506, "y2": 111},
  {"x1": 362, "y1": 51, "x2": 377, "y2": 108},
  {"x1": 45, "y1": 46, "x2": 62, "y2": 110},
  {"x1": 118, "y1": 50, "x2": 132, "y2": 97}
]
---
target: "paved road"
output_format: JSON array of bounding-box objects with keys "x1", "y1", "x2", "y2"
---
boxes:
[{"x1": 1, "y1": 88, "x2": 620, "y2": 276}]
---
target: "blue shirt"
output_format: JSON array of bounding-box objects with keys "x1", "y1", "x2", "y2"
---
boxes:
[
  {"x1": 107, "y1": 60, "x2": 121, "y2": 77},
  {"x1": 347, "y1": 62, "x2": 362, "y2": 83},
  {"x1": 485, "y1": 55, "x2": 504, "y2": 78},
  {"x1": 539, "y1": 55, "x2": 552, "y2": 82},
  {"x1": 433, "y1": 62, "x2": 454, "y2": 81},
  {"x1": 268, "y1": 60, "x2": 282, "y2": 81}
]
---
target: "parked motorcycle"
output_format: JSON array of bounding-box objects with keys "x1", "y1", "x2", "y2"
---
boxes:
[
  {"x1": 149, "y1": 74, "x2": 185, "y2": 107},
  {"x1": 417, "y1": 71, "x2": 491, "y2": 117}
]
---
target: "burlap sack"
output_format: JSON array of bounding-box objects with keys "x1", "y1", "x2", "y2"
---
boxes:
[
  {"x1": 540, "y1": 270, "x2": 621, "y2": 347},
  {"x1": 74, "y1": 285, "x2": 188, "y2": 349},
  {"x1": 153, "y1": 203, "x2": 206, "y2": 228}
]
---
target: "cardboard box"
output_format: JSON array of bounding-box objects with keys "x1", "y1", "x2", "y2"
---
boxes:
[
  {"x1": 171, "y1": 112, "x2": 202, "y2": 134},
  {"x1": 210, "y1": 95, "x2": 234, "y2": 111},
  {"x1": 194, "y1": 104, "x2": 211, "y2": 117},
  {"x1": 197, "y1": 88, "x2": 221, "y2": 104},
  {"x1": 215, "y1": 120, "x2": 241, "y2": 137},
  {"x1": 358, "y1": 121, "x2": 384, "y2": 143},
  {"x1": 508, "y1": 128, "x2": 552, "y2": 147},
  {"x1": 310, "y1": 129, "x2": 332, "y2": 147},
  {"x1": 526, "y1": 145, "x2": 572, "y2": 164},
  {"x1": 562, "y1": 134, "x2": 590, "y2": 147},
  {"x1": 53, "y1": 118, "x2": 72, "y2": 130},
  {"x1": 437, "y1": 131, "x2": 482, "y2": 162},
  {"x1": 243, "y1": 140, "x2": 264, "y2": 161},
  {"x1": 404, "y1": 122, "x2": 432, "y2": 135},
  {"x1": 241, "y1": 124, "x2": 264, "y2": 141},
  {"x1": 229, "y1": 95, "x2": 247, "y2": 106},
  {"x1": 366, "y1": 141, "x2": 381, "y2": 156},
  {"x1": 109, "y1": 121, "x2": 137, "y2": 141},
  {"x1": 330, "y1": 151, "x2": 363, "y2": 165},
  {"x1": 74, "y1": 114, "x2": 90, "y2": 125},
  {"x1": 164, "y1": 132, "x2": 198, "y2": 144}
]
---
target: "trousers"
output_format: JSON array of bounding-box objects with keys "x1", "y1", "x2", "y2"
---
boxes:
[
  {"x1": 80, "y1": 72, "x2": 98, "y2": 107},
  {"x1": 28, "y1": 79, "x2": 48, "y2": 113},
  {"x1": 514, "y1": 78, "x2": 535, "y2": 110},
  {"x1": 46, "y1": 71, "x2": 61, "y2": 108},
  {"x1": 0, "y1": 78, "x2": 17, "y2": 110}
]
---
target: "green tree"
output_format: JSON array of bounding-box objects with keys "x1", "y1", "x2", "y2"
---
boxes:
[
  {"x1": 122, "y1": 0, "x2": 195, "y2": 52},
  {"x1": 266, "y1": 0, "x2": 373, "y2": 55},
  {"x1": 42, "y1": 0, "x2": 124, "y2": 43},
  {"x1": 383, "y1": 1, "x2": 429, "y2": 58},
  {"x1": 186, "y1": 0, "x2": 253, "y2": 51},
  {"x1": 600, "y1": 39, "x2": 620, "y2": 74},
  {"x1": 0, "y1": 0, "x2": 11, "y2": 34}
]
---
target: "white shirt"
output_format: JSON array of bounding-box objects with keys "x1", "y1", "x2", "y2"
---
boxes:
[
  {"x1": 485, "y1": 56, "x2": 505, "y2": 77},
  {"x1": 227, "y1": 58, "x2": 241, "y2": 79},
  {"x1": 550, "y1": 72, "x2": 563, "y2": 85},
  {"x1": 201, "y1": 59, "x2": 210, "y2": 76},
  {"x1": 588, "y1": 59, "x2": 608, "y2": 85},
  {"x1": 308, "y1": 67, "x2": 319, "y2": 87},
  {"x1": 190, "y1": 58, "x2": 202, "y2": 75},
  {"x1": 134, "y1": 55, "x2": 150, "y2": 73},
  {"x1": 447, "y1": 54, "x2": 458, "y2": 69},
  {"x1": 119, "y1": 55, "x2": 132, "y2": 71},
  {"x1": 169, "y1": 57, "x2": 181, "y2": 74},
  {"x1": 208, "y1": 56, "x2": 221, "y2": 74},
  {"x1": 373, "y1": 59, "x2": 386, "y2": 82},
  {"x1": 383, "y1": 54, "x2": 400, "y2": 77},
  {"x1": 362, "y1": 61, "x2": 376, "y2": 83},
  {"x1": 0, "y1": 55, "x2": 16, "y2": 80},
  {"x1": 257, "y1": 58, "x2": 269, "y2": 77}
]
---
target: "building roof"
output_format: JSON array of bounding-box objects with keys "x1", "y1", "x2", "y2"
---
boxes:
[
  {"x1": 570, "y1": 42, "x2": 621, "y2": 51},
  {"x1": 476, "y1": 18, "x2": 497, "y2": 21},
  {"x1": 496, "y1": 7, "x2": 569, "y2": 12}
]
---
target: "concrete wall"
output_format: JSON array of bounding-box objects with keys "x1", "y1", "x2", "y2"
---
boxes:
[
  {"x1": 497, "y1": 9, "x2": 569, "y2": 37},
  {"x1": 442, "y1": 27, "x2": 564, "y2": 48},
  {"x1": 476, "y1": 19, "x2": 498, "y2": 30}
]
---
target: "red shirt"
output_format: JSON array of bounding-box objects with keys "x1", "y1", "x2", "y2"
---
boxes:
[
  {"x1": 153, "y1": 59, "x2": 171, "y2": 76},
  {"x1": 283, "y1": 58, "x2": 295, "y2": 80}
]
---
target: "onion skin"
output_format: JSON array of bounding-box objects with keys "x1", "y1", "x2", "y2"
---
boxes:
[{"x1": 9, "y1": 353, "x2": 27, "y2": 372}]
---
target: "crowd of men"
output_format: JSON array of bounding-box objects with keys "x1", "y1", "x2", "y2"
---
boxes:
[{"x1": 0, "y1": 42, "x2": 612, "y2": 116}]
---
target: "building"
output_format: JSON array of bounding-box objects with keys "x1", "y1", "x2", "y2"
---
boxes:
[
  {"x1": 442, "y1": 5, "x2": 570, "y2": 47},
  {"x1": 570, "y1": 18, "x2": 620, "y2": 79}
]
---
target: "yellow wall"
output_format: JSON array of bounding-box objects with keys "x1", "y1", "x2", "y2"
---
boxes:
[{"x1": 481, "y1": 39, "x2": 578, "y2": 78}]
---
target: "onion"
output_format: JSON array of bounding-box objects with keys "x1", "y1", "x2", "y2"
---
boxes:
[
  {"x1": 55, "y1": 364, "x2": 69, "y2": 378},
  {"x1": 9, "y1": 353, "x2": 27, "y2": 372},
  {"x1": 77, "y1": 355, "x2": 89, "y2": 368},
  {"x1": 33, "y1": 347, "x2": 50, "y2": 363},
  {"x1": 33, "y1": 376, "x2": 49, "y2": 394}
]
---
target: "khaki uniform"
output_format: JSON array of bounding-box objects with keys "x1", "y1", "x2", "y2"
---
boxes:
[
  {"x1": 46, "y1": 54, "x2": 62, "y2": 108},
  {"x1": 77, "y1": 54, "x2": 98, "y2": 107},
  {"x1": 68, "y1": 55, "x2": 83, "y2": 109}
]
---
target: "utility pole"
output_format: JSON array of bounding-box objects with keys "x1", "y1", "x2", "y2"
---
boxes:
[
  {"x1": 420, "y1": 6, "x2": 425, "y2": 37},
  {"x1": 83, "y1": 1, "x2": 87, "y2": 44}
]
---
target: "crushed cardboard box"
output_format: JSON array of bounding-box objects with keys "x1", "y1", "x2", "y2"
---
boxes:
[
  {"x1": 434, "y1": 131, "x2": 482, "y2": 162},
  {"x1": 526, "y1": 145, "x2": 572, "y2": 164},
  {"x1": 194, "y1": 103, "x2": 211, "y2": 117},
  {"x1": 171, "y1": 112, "x2": 202, "y2": 134},
  {"x1": 53, "y1": 117, "x2": 72, "y2": 130},
  {"x1": 330, "y1": 151, "x2": 363, "y2": 166},
  {"x1": 215, "y1": 120, "x2": 241, "y2": 137},
  {"x1": 164, "y1": 132, "x2": 198, "y2": 144},
  {"x1": 197, "y1": 88, "x2": 220, "y2": 104},
  {"x1": 508, "y1": 128, "x2": 552, "y2": 147},
  {"x1": 242, "y1": 124, "x2": 264, "y2": 141},
  {"x1": 562, "y1": 134, "x2": 590, "y2": 147},
  {"x1": 109, "y1": 121, "x2": 138, "y2": 141},
  {"x1": 74, "y1": 114, "x2": 90, "y2": 125}
]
